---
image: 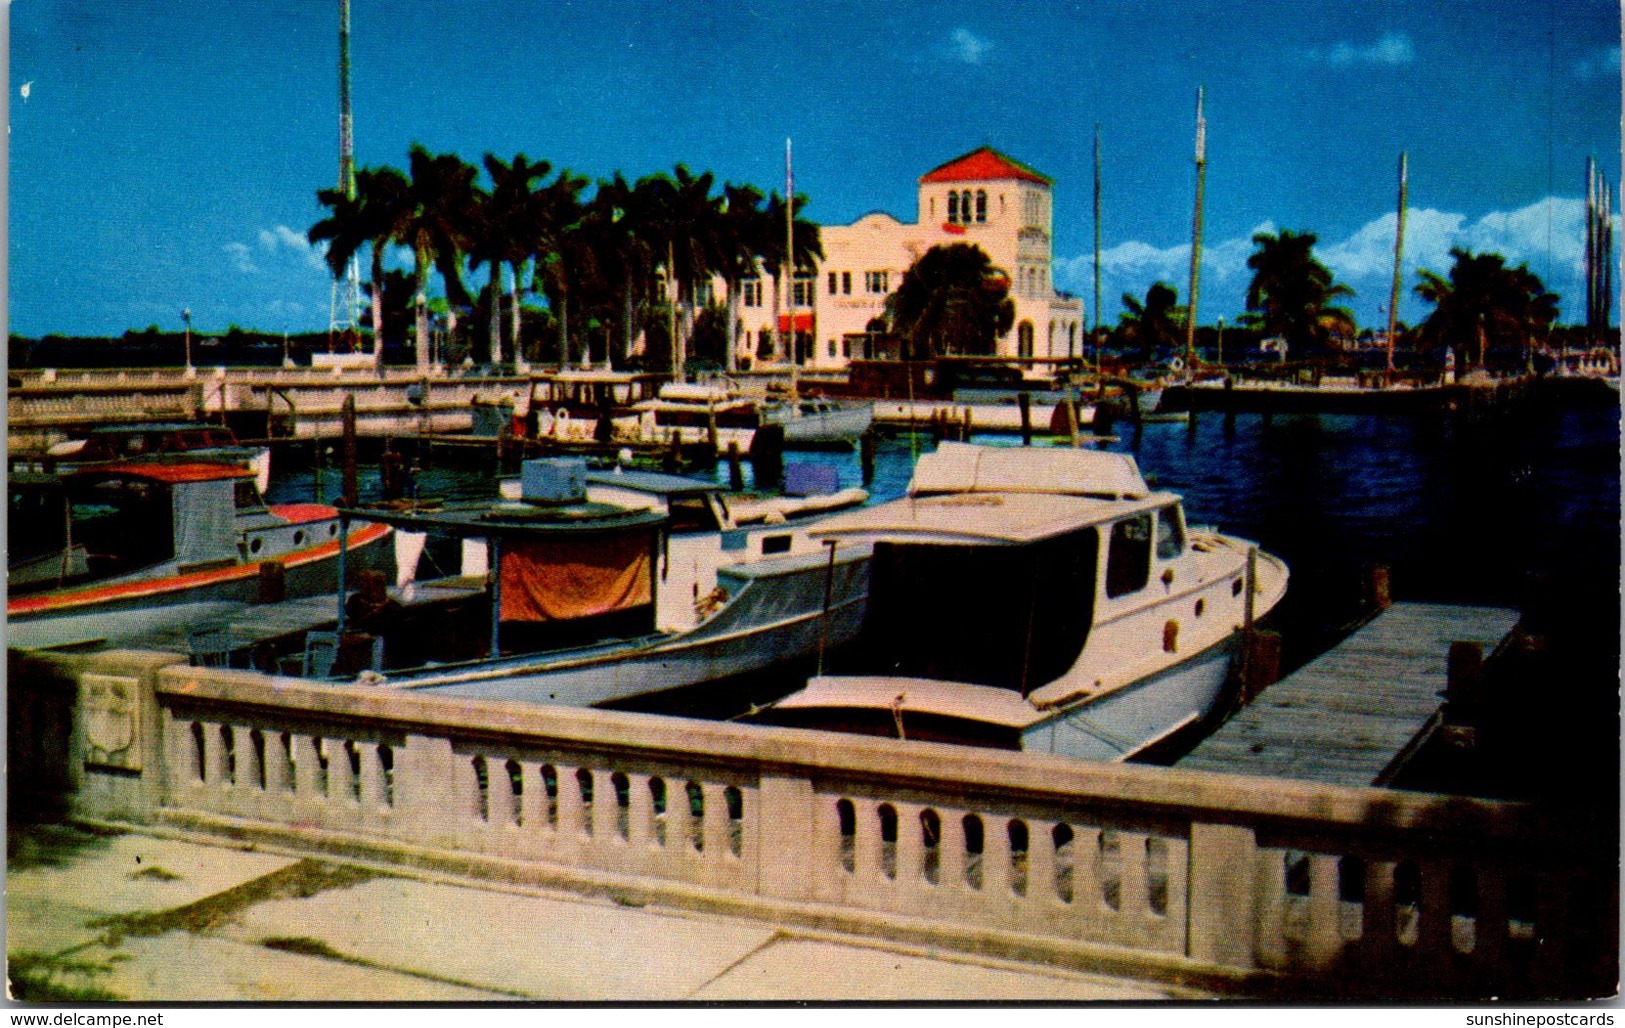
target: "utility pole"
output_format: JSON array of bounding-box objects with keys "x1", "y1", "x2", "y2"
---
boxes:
[
  {"x1": 1386, "y1": 152, "x2": 1408, "y2": 383},
  {"x1": 1093, "y1": 124, "x2": 1102, "y2": 377},
  {"x1": 1183, "y1": 87, "x2": 1206, "y2": 373}
]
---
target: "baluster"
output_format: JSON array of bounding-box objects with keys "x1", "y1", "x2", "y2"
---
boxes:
[
  {"x1": 893, "y1": 801, "x2": 924, "y2": 893},
  {"x1": 626, "y1": 772, "x2": 653, "y2": 851},
  {"x1": 850, "y1": 797, "x2": 881, "y2": 883},
  {"x1": 204, "y1": 722, "x2": 229, "y2": 788},
  {"x1": 1254, "y1": 847, "x2": 1288, "y2": 970},
  {"x1": 938, "y1": 810, "x2": 966, "y2": 893},
  {"x1": 330, "y1": 738, "x2": 357, "y2": 806},
  {"x1": 1474, "y1": 864, "x2": 1509, "y2": 977},
  {"x1": 1119, "y1": 831, "x2": 1150, "y2": 945},
  {"x1": 1027, "y1": 819, "x2": 1056, "y2": 912},
  {"x1": 1306, "y1": 852, "x2": 1343, "y2": 969},
  {"x1": 700, "y1": 781, "x2": 730, "y2": 862},
  {"x1": 357, "y1": 742, "x2": 384, "y2": 814},
  {"x1": 491, "y1": 756, "x2": 517, "y2": 828},
  {"x1": 556, "y1": 763, "x2": 585, "y2": 838},
  {"x1": 519, "y1": 761, "x2": 548, "y2": 835},
  {"x1": 981, "y1": 816, "x2": 1012, "y2": 899},
  {"x1": 291, "y1": 734, "x2": 321, "y2": 799},
  {"x1": 1361, "y1": 858, "x2": 1399, "y2": 963},
  {"x1": 1417, "y1": 858, "x2": 1453, "y2": 965}
]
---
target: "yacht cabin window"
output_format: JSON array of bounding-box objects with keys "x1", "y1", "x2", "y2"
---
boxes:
[
  {"x1": 1154, "y1": 506, "x2": 1185, "y2": 560},
  {"x1": 1105, "y1": 514, "x2": 1153, "y2": 598}
]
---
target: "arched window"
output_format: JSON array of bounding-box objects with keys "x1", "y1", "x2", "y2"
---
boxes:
[
  {"x1": 946, "y1": 191, "x2": 959, "y2": 224},
  {"x1": 975, "y1": 190, "x2": 987, "y2": 222},
  {"x1": 1018, "y1": 321, "x2": 1034, "y2": 359},
  {"x1": 960, "y1": 191, "x2": 972, "y2": 223}
]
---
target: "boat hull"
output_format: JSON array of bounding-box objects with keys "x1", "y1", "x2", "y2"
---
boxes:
[
  {"x1": 393, "y1": 547, "x2": 871, "y2": 707},
  {"x1": 1020, "y1": 632, "x2": 1238, "y2": 761},
  {"x1": 6, "y1": 521, "x2": 393, "y2": 649}
]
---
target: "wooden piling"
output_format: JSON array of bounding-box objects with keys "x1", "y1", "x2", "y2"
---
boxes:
[
  {"x1": 962, "y1": 407, "x2": 972, "y2": 442},
  {"x1": 1019, "y1": 391, "x2": 1032, "y2": 445},
  {"x1": 859, "y1": 430, "x2": 876, "y2": 484},
  {"x1": 341, "y1": 394, "x2": 361, "y2": 508},
  {"x1": 1365, "y1": 564, "x2": 1392, "y2": 614},
  {"x1": 257, "y1": 560, "x2": 287, "y2": 604},
  {"x1": 727, "y1": 441, "x2": 745, "y2": 491},
  {"x1": 1444, "y1": 641, "x2": 1484, "y2": 729}
]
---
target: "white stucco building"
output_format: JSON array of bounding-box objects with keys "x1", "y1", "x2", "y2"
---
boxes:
[{"x1": 730, "y1": 147, "x2": 1085, "y2": 370}]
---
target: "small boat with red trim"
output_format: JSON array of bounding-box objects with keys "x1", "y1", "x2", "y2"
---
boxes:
[{"x1": 7, "y1": 462, "x2": 392, "y2": 650}]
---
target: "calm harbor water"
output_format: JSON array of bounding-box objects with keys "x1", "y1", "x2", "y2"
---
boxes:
[{"x1": 264, "y1": 400, "x2": 1621, "y2": 718}]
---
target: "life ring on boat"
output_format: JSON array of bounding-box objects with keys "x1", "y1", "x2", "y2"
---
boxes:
[
  {"x1": 1168, "y1": 357, "x2": 1185, "y2": 374},
  {"x1": 554, "y1": 408, "x2": 571, "y2": 424}
]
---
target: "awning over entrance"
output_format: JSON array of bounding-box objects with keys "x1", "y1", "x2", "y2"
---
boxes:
[{"x1": 778, "y1": 312, "x2": 815, "y2": 333}]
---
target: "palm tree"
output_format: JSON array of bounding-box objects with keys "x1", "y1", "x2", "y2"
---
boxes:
[
  {"x1": 717, "y1": 183, "x2": 766, "y2": 373},
  {"x1": 1241, "y1": 230, "x2": 1355, "y2": 358},
  {"x1": 588, "y1": 172, "x2": 662, "y2": 367},
  {"x1": 470, "y1": 153, "x2": 551, "y2": 367},
  {"x1": 1414, "y1": 248, "x2": 1559, "y2": 370},
  {"x1": 309, "y1": 165, "x2": 412, "y2": 360},
  {"x1": 398, "y1": 145, "x2": 479, "y2": 373},
  {"x1": 885, "y1": 243, "x2": 1015, "y2": 359},
  {"x1": 531, "y1": 169, "x2": 594, "y2": 367},
  {"x1": 757, "y1": 190, "x2": 824, "y2": 363},
  {"x1": 640, "y1": 165, "x2": 723, "y2": 378},
  {"x1": 1115, "y1": 282, "x2": 1184, "y2": 363}
]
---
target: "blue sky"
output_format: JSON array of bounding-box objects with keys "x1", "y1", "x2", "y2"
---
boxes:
[{"x1": 10, "y1": 0, "x2": 1621, "y2": 337}]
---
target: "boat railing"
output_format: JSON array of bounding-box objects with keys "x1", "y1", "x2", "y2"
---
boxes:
[{"x1": 10, "y1": 645, "x2": 1610, "y2": 1000}]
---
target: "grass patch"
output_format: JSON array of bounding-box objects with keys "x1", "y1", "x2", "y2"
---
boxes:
[
  {"x1": 92, "y1": 859, "x2": 383, "y2": 944},
  {"x1": 8, "y1": 951, "x2": 123, "y2": 1002},
  {"x1": 7, "y1": 822, "x2": 123, "y2": 871},
  {"x1": 129, "y1": 866, "x2": 182, "y2": 882}
]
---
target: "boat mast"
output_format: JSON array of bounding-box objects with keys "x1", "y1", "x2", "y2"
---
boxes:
[
  {"x1": 1183, "y1": 87, "x2": 1206, "y2": 372},
  {"x1": 1093, "y1": 123, "x2": 1102, "y2": 376},
  {"x1": 785, "y1": 137, "x2": 796, "y2": 368},
  {"x1": 1386, "y1": 151, "x2": 1407, "y2": 383},
  {"x1": 1585, "y1": 156, "x2": 1596, "y2": 336},
  {"x1": 328, "y1": 0, "x2": 362, "y2": 346}
]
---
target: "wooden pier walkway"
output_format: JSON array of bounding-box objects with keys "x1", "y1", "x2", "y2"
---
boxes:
[{"x1": 1179, "y1": 602, "x2": 1518, "y2": 787}]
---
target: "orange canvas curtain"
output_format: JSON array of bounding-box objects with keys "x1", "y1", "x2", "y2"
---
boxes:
[{"x1": 499, "y1": 532, "x2": 653, "y2": 623}]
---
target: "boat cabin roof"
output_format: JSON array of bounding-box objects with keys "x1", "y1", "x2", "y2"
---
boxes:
[
  {"x1": 65, "y1": 462, "x2": 254, "y2": 484},
  {"x1": 341, "y1": 499, "x2": 664, "y2": 540},
  {"x1": 774, "y1": 675, "x2": 1044, "y2": 729},
  {"x1": 584, "y1": 469, "x2": 726, "y2": 498},
  {"x1": 84, "y1": 423, "x2": 235, "y2": 437},
  {"x1": 909, "y1": 441, "x2": 1150, "y2": 500},
  {"x1": 810, "y1": 488, "x2": 1178, "y2": 546}
]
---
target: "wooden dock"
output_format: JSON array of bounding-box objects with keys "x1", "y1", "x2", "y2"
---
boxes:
[{"x1": 1179, "y1": 602, "x2": 1519, "y2": 787}]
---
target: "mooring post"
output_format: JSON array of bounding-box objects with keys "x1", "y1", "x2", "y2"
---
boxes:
[
  {"x1": 340, "y1": 394, "x2": 359, "y2": 509},
  {"x1": 1365, "y1": 563, "x2": 1392, "y2": 613},
  {"x1": 727, "y1": 441, "x2": 744, "y2": 492},
  {"x1": 859, "y1": 430, "x2": 876, "y2": 484},
  {"x1": 1019, "y1": 391, "x2": 1032, "y2": 446}
]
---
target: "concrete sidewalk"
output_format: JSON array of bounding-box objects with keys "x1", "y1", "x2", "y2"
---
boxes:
[{"x1": 7, "y1": 821, "x2": 1194, "y2": 1003}]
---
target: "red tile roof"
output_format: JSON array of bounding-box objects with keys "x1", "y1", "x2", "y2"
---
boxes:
[{"x1": 919, "y1": 147, "x2": 1052, "y2": 186}]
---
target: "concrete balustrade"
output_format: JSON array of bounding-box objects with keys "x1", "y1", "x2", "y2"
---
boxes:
[{"x1": 7, "y1": 646, "x2": 1612, "y2": 999}]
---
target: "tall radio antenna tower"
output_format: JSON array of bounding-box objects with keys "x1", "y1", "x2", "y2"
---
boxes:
[{"x1": 329, "y1": 0, "x2": 362, "y2": 341}]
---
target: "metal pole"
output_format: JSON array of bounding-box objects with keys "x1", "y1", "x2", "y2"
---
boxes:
[
  {"x1": 1386, "y1": 152, "x2": 1408, "y2": 382},
  {"x1": 336, "y1": 514, "x2": 350, "y2": 636},
  {"x1": 489, "y1": 536, "x2": 503, "y2": 658},
  {"x1": 1183, "y1": 88, "x2": 1206, "y2": 372},
  {"x1": 1093, "y1": 124, "x2": 1102, "y2": 377},
  {"x1": 816, "y1": 539, "x2": 838, "y2": 677},
  {"x1": 1244, "y1": 545, "x2": 1257, "y2": 631}
]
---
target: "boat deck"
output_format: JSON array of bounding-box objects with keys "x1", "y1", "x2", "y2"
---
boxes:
[
  {"x1": 1178, "y1": 602, "x2": 1518, "y2": 787},
  {"x1": 117, "y1": 582, "x2": 486, "y2": 662}
]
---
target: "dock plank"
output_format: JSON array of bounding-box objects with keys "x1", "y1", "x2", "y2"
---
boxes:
[{"x1": 1179, "y1": 602, "x2": 1517, "y2": 786}]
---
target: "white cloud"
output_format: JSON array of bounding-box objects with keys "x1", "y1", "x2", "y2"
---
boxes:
[
  {"x1": 223, "y1": 241, "x2": 258, "y2": 275},
  {"x1": 947, "y1": 28, "x2": 993, "y2": 65},
  {"x1": 258, "y1": 224, "x2": 329, "y2": 271},
  {"x1": 1303, "y1": 31, "x2": 1415, "y2": 67},
  {"x1": 1058, "y1": 200, "x2": 1605, "y2": 325},
  {"x1": 1575, "y1": 45, "x2": 1621, "y2": 78}
]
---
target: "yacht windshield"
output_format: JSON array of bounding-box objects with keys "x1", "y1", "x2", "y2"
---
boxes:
[{"x1": 855, "y1": 529, "x2": 1097, "y2": 693}]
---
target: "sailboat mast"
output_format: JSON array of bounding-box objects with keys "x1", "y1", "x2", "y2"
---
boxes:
[
  {"x1": 329, "y1": 0, "x2": 361, "y2": 340},
  {"x1": 1093, "y1": 124, "x2": 1102, "y2": 375},
  {"x1": 785, "y1": 137, "x2": 795, "y2": 366},
  {"x1": 1183, "y1": 87, "x2": 1206, "y2": 370},
  {"x1": 1386, "y1": 152, "x2": 1407, "y2": 380},
  {"x1": 1586, "y1": 157, "x2": 1597, "y2": 333}
]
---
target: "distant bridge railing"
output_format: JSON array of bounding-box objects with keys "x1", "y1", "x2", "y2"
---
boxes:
[{"x1": 9, "y1": 647, "x2": 1613, "y2": 1000}]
